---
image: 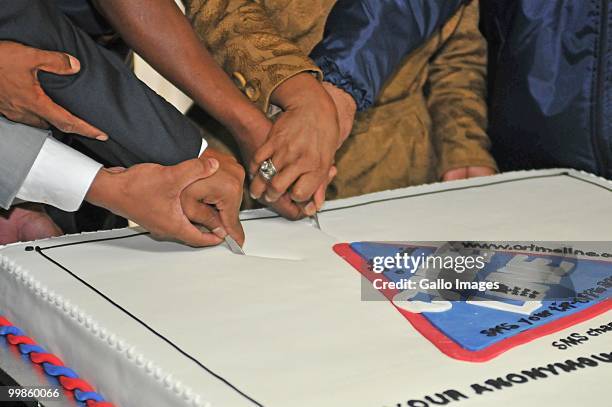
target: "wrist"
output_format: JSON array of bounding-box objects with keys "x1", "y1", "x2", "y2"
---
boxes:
[
  {"x1": 85, "y1": 168, "x2": 125, "y2": 214},
  {"x1": 322, "y1": 81, "x2": 356, "y2": 144},
  {"x1": 270, "y1": 72, "x2": 327, "y2": 110},
  {"x1": 322, "y1": 81, "x2": 357, "y2": 115},
  {"x1": 234, "y1": 117, "x2": 273, "y2": 161}
]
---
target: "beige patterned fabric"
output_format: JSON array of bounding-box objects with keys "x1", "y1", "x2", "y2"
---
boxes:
[
  {"x1": 184, "y1": 0, "x2": 497, "y2": 202},
  {"x1": 182, "y1": 0, "x2": 323, "y2": 112}
]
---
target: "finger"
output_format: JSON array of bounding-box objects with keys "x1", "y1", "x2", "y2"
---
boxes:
[
  {"x1": 199, "y1": 171, "x2": 245, "y2": 246},
  {"x1": 185, "y1": 202, "x2": 227, "y2": 244},
  {"x1": 254, "y1": 146, "x2": 305, "y2": 201},
  {"x1": 172, "y1": 158, "x2": 219, "y2": 192},
  {"x1": 255, "y1": 148, "x2": 293, "y2": 185},
  {"x1": 185, "y1": 202, "x2": 225, "y2": 243},
  {"x1": 264, "y1": 163, "x2": 305, "y2": 203},
  {"x1": 250, "y1": 140, "x2": 299, "y2": 200},
  {"x1": 290, "y1": 170, "x2": 327, "y2": 204},
  {"x1": 249, "y1": 176, "x2": 267, "y2": 200},
  {"x1": 249, "y1": 140, "x2": 276, "y2": 176},
  {"x1": 35, "y1": 49, "x2": 81, "y2": 76},
  {"x1": 249, "y1": 139, "x2": 283, "y2": 200},
  {"x1": 217, "y1": 191, "x2": 245, "y2": 246},
  {"x1": 312, "y1": 184, "x2": 326, "y2": 213},
  {"x1": 222, "y1": 215, "x2": 245, "y2": 246},
  {"x1": 329, "y1": 165, "x2": 338, "y2": 179},
  {"x1": 442, "y1": 168, "x2": 468, "y2": 181},
  {"x1": 313, "y1": 166, "x2": 337, "y2": 211},
  {"x1": 174, "y1": 220, "x2": 225, "y2": 248},
  {"x1": 34, "y1": 94, "x2": 109, "y2": 140},
  {"x1": 467, "y1": 166, "x2": 496, "y2": 178},
  {"x1": 269, "y1": 195, "x2": 304, "y2": 221},
  {"x1": 296, "y1": 200, "x2": 316, "y2": 217}
]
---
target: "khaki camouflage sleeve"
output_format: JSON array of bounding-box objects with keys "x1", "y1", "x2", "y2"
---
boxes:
[
  {"x1": 182, "y1": 0, "x2": 322, "y2": 113},
  {"x1": 425, "y1": 0, "x2": 498, "y2": 178}
]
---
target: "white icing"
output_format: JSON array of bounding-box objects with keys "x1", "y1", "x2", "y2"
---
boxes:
[{"x1": 0, "y1": 169, "x2": 611, "y2": 407}]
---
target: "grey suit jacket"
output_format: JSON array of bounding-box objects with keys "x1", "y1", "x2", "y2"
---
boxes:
[{"x1": 0, "y1": 117, "x2": 47, "y2": 209}]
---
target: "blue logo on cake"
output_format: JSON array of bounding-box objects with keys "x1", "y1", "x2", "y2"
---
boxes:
[{"x1": 334, "y1": 242, "x2": 612, "y2": 361}]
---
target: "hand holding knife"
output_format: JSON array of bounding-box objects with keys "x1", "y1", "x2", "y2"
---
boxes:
[{"x1": 196, "y1": 224, "x2": 245, "y2": 255}]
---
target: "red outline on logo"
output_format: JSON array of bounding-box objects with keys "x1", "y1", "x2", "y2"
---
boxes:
[{"x1": 333, "y1": 243, "x2": 612, "y2": 362}]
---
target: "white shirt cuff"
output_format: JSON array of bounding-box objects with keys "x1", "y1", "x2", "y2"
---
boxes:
[
  {"x1": 17, "y1": 137, "x2": 103, "y2": 212},
  {"x1": 199, "y1": 139, "x2": 208, "y2": 157}
]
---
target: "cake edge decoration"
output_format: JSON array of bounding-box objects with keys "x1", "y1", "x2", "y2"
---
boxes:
[
  {"x1": 0, "y1": 253, "x2": 211, "y2": 407},
  {"x1": 0, "y1": 314, "x2": 114, "y2": 406}
]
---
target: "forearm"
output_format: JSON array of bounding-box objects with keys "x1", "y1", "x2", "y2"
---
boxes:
[
  {"x1": 93, "y1": 0, "x2": 270, "y2": 144},
  {"x1": 183, "y1": 0, "x2": 322, "y2": 113}
]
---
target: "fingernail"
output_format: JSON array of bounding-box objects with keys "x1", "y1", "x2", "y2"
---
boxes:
[
  {"x1": 106, "y1": 167, "x2": 126, "y2": 174},
  {"x1": 96, "y1": 134, "x2": 108, "y2": 141},
  {"x1": 212, "y1": 227, "x2": 227, "y2": 239},
  {"x1": 305, "y1": 202, "x2": 316, "y2": 215},
  {"x1": 207, "y1": 158, "x2": 219, "y2": 171},
  {"x1": 68, "y1": 55, "x2": 80, "y2": 70},
  {"x1": 250, "y1": 191, "x2": 259, "y2": 200},
  {"x1": 264, "y1": 194, "x2": 275, "y2": 203}
]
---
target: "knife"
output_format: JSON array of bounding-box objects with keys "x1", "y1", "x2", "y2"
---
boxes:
[
  {"x1": 294, "y1": 201, "x2": 321, "y2": 230},
  {"x1": 196, "y1": 225, "x2": 245, "y2": 255},
  {"x1": 311, "y1": 212, "x2": 321, "y2": 230},
  {"x1": 224, "y1": 235, "x2": 245, "y2": 255}
]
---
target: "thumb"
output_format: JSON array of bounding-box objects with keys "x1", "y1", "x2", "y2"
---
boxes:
[
  {"x1": 35, "y1": 49, "x2": 81, "y2": 76},
  {"x1": 328, "y1": 165, "x2": 338, "y2": 180},
  {"x1": 199, "y1": 156, "x2": 220, "y2": 177},
  {"x1": 313, "y1": 165, "x2": 337, "y2": 211},
  {"x1": 172, "y1": 158, "x2": 219, "y2": 192}
]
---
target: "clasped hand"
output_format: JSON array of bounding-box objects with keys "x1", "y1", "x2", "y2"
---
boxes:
[
  {"x1": 247, "y1": 74, "x2": 356, "y2": 220},
  {"x1": 87, "y1": 148, "x2": 246, "y2": 248}
]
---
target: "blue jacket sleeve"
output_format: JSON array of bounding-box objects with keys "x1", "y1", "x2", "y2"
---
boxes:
[{"x1": 310, "y1": 0, "x2": 466, "y2": 111}]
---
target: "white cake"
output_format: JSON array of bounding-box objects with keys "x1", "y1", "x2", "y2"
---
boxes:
[{"x1": 1, "y1": 169, "x2": 611, "y2": 407}]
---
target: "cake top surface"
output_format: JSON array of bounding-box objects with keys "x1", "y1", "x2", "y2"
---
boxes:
[{"x1": 1, "y1": 169, "x2": 611, "y2": 407}]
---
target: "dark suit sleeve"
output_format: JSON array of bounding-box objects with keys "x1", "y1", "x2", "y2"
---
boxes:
[
  {"x1": 0, "y1": 0, "x2": 202, "y2": 167},
  {"x1": 310, "y1": 0, "x2": 467, "y2": 111}
]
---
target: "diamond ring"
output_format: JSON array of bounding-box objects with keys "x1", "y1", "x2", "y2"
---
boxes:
[{"x1": 258, "y1": 159, "x2": 278, "y2": 182}]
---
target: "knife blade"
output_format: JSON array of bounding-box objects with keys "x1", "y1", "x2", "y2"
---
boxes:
[
  {"x1": 311, "y1": 212, "x2": 321, "y2": 230},
  {"x1": 196, "y1": 224, "x2": 245, "y2": 255},
  {"x1": 294, "y1": 201, "x2": 321, "y2": 230},
  {"x1": 224, "y1": 235, "x2": 246, "y2": 255}
]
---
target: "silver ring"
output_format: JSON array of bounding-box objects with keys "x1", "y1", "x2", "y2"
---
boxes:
[{"x1": 259, "y1": 159, "x2": 277, "y2": 182}]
